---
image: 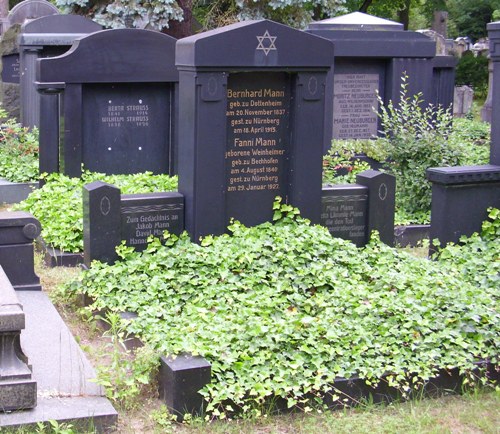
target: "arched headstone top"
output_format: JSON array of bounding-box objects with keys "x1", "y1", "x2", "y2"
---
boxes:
[
  {"x1": 21, "y1": 14, "x2": 102, "y2": 34},
  {"x1": 8, "y1": 0, "x2": 59, "y2": 27},
  {"x1": 37, "y1": 28, "x2": 178, "y2": 83}
]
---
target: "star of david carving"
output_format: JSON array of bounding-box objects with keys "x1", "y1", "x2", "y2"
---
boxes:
[{"x1": 256, "y1": 30, "x2": 277, "y2": 56}]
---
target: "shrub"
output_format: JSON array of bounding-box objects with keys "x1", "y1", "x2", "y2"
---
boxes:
[
  {"x1": 455, "y1": 53, "x2": 489, "y2": 98},
  {"x1": 0, "y1": 109, "x2": 39, "y2": 183}
]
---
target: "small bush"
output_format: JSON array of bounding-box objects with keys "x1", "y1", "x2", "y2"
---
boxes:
[
  {"x1": 455, "y1": 53, "x2": 489, "y2": 98},
  {"x1": 0, "y1": 109, "x2": 39, "y2": 183}
]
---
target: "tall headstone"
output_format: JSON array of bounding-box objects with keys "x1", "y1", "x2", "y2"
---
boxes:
[
  {"x1": 36, "y1": 29, "x2": 178, "y2": 178},
  {"x1": 176, "y1": 20, "x2": 333, "y2": 240},
  {"x1": 489, "y1": 21, "x2": 500, "y2": 165},
  {"x1": 0, "y1": 0, "x2": 59, "y2": 120},
  {"x1": 306, "y1": 12, "x2": 456, "y2": 151},
  {"x1": 432, "y1": 11, "x2": 448, "y2": 39},
  {"x1": 19, "y1": 14, "x2": 102, "y2": 128}
]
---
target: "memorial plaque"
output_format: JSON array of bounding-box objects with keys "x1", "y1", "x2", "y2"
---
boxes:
[
  {"x1": 321, "y1": 185, "x2": 368, "y2": 246},
  {"x1": 121, "y1": 192, "x2": 184, "y2": 251},
  {"x1": 83, "y1": 83, "x2": 171, "y2": 175},
  {"x1": 1, "y1": 54, "x2": 20, "y2": 84},
  {"x1": 225, "y1": 72, "x2": 290, "y2": 226},
  {"x1": 332, "y1": 73, "x2": 379, "y2": 139}
]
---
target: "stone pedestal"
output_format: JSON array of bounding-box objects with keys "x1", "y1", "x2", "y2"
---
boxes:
[
  {"x1": 0, "y1": 212, "x2": 41, "y2": 291},
  {"x1": 0, "y1": 266, "x2": 37, "y2": 412}
]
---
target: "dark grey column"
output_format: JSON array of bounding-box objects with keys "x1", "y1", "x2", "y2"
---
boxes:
[
  {"x1": 487, "y1": 21, "x2": 500, "y2": 164},
  {"x1": 19, "y1": 46, "x2": 41, "y2": 128}
]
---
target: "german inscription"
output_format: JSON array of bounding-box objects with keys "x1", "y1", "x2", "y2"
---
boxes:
[
  {"x1": 1, "y1": 54, "x2": 20, "y2": 84},
  {"x1": 321, "y1": 192, "x2": 368, "y2": 246},
  {"x1": 82, "y1": 83, "x2": 171, "y2": 175},
  {"x1": 333, "y1": 73, "x2": 379, "y2": 139},
  {"x1": 120, "y1": 195, "x2": 184, "y2": 251},
  {"x1": 225, "y1": 72, "x2": 290, "y2": 225}
]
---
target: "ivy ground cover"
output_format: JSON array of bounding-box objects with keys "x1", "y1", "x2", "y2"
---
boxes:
[
  {"x1": 67, "y1": 203, "x2": 500, "y2": 419},
  {"x1": 16, "y1": 171, "x2": 178, "y2": 253}
]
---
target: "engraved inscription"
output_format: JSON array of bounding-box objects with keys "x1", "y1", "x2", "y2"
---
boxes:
[
  {"x1": 121, "y1": 203, "x2": 183, "y2": 250},
  {"x1": 102, "y1": 99, "x2": 149, "y2": 128},
  {"x1": 225, "y1": 72, "x2": 290, "y2": 226},
  {"x1": 321, "y1": 194, "x2": 368, "y2": 246},
  {"x1": 333, "y1": 73, "x2": 379, "y2": 139}
]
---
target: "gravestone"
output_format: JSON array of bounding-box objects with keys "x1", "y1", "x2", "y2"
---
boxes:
[
  {"x1": 83, "y1": 181, "x2": 184, "y2": 267},
  {"x1": 0, "y1": 0, "x2": 59, "y2": 120},
  {"x1": 427, "y1": 21, "x2": 500, "y2": 250},
  {"x1": 321, "y1": 170, "x2": 395, "y2": 246},
  {"x1": 0, "y1": 211, "x2": 41, "y2": 290},
  {"x1": 176, "y1": 20, "x2": 333, "y2": 240},
  {"x1": 36, "y1": 29, "x2": 178, "y2": 178},
  {"x1": 453, "y1": 85, "x2": 473, "y2": 117},
  {"x1": 19, "y1": 14, "x2": 102, "y2": 128},
  {"x1": 306, "y1": 12, "x2": 456, "y2": 150}
]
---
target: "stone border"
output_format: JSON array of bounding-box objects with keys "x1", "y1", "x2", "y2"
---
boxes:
[
  {"x1": 0, "y1": 180, "x2": 38, "y2": 204},
  {"x1": 394, "y1": 224, "x2": 430, "y2": 248},
  {"x1": 35, "y1": 238, "x2": 83, "y2": 268}
]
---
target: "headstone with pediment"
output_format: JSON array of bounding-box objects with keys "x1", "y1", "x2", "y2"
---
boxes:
[{"x1": 176, "y1": 20, "x2": 334, "y2": 240}]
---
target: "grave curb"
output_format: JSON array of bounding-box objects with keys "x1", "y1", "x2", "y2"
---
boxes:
[
  {"x1": 0, "y1": 179, "x2": 38, "y2": 204},
  {"x1": 394, "y1": 224, "x2": 430, "y2": 247},
  {"x1": 35, "y1": 238, "x2": 83, "y2": 268},
  {"x1": 81, "y1": 297, "x2": 499, "y2": 420}
]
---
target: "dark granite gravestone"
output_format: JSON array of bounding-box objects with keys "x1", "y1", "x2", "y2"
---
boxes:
[
  {"x1": 0, "y1": 266, "x2": 37, "y2": 412},
  {"x1": 0, "y1": 212, "x2": 41, "y2": 291},
  {"x1": 321, "y1": 185, "x2": 368, "y2": 246},
  {"x1": 321, "y1": 170, "x2": 395, "y2": 247},
  {"x1": 36, "y1": 29, "x2": 178, "y2": 178},
  {"x1": 176, "y1": 20, "x2": 333, "y2": 240},
  {"x1": 427, "y1": 22, "x2": 500, "y2": 250},
  {"x1": 18, "y1": 15, "x2": 102, "y2": 128},
  {"x1": 83, "y1": 181, "x2": 184, "y2": 267},
  {"x1": 0, "y1": 0, "x2": 59, "y2": 121},
  {"x1": 159, "y1": 354, "x2": 211, "y2": 419},
  {"x1": 306, "y1": 12, "x2": 456, "y2": 151}
]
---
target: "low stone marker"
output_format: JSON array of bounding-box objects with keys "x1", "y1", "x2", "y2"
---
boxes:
[
  {"x1": 0, "y1": 212, "x2": 41, "y2": 291},
  {"x1": 159, "y1": 354, "x2": 211, "y2": 419},
  {"x1": 83, "y1": 181, "x2": 184, "y2": 267},
  {"x1": 0, "y1": 266, "x2": 37, "y2": 412},
  {"x1": 427, "y1": 21, "x2": 500, "y2": 250},
  {"x1": 321, "y1": 170, "x2": 396, "y2": 246}
]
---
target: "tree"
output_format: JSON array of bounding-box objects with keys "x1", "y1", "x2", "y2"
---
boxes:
[
  {"x1": 55, "y1": 0, "x2": 184, "y2": 31},
  {"x1": 447, "y1": 0, "x2": 500, "y2": 41}
]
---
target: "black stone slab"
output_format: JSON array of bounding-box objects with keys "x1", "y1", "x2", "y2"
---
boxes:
[
  {"x1": 35, "y1": 238, "x2": 84, "y2": 268},
  {"x1": 36, "y1": 28, "x2": 178, "y2": 178},
  {"x1": 177, "y1": 19, "x2": 333, "y2": 240},
  {"x1": 225, "y1": 72, "x2": 290, "y2": 226},
  {"x1": 1, "y1": 53, "x2": 20, "y2": 84},
  {"x1": 427, "y1": 165, "x2": 500, "y2": 249},
  {"x1": 0, "y1": 212, "x2": 41, "y2": 291},
  {"x1": 356, "y1": 170, "x2": 396, "y2": 246},
  {"x1": 159, "y1": 354, "x2": 211, "y2": 419},
  {"x1": 121, "y1": 192, "x2": 184, "y2": 251},
  {"x1": 83, "y1": 182, "x2": 121, "y2": 268},
  {"x1": 0, "y1": 180, "x2": 38, "y2": 204},
  {"x1": 321, "y1": 185, "x2": 368, "y2": 246},
  {"x1": 82, "y1": 83, "x2": 171, "y2": 175},
  {"x1": 394, "y1": 224, "x2": 430, "y2": 248}
]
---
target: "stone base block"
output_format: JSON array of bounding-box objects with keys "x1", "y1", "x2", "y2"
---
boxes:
[
  {"x1": 159, "y1": 354, "x2": 211, "y2": 419},
  {"x1": 0, "y1": 379, "x2": 37, "y2": 412}
]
